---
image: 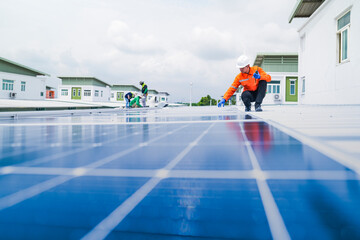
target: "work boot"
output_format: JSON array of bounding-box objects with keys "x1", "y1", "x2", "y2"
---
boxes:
[
  {"x1": 245, "y1": 105, "x2": 251, "y2": 112},
  {"x1": 255, "y1": 103, "x2": 262, "y2": 112}
]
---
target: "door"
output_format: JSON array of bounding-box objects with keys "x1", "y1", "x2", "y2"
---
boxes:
[
  {"x1": 71, "y1": 87, "x2": 81, "y2": 100},
  {"x1": 285, "y1": 77, "x2": 298, "y2": 102},
  {"x1": 116, "y1": 92, "x2": 124, "y2": 101}
]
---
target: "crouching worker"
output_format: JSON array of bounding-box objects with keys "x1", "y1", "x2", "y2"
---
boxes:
[
  {"x1": 130, "y1": 95, "x2": 142, "y2": 108},
  {"x1": 218, "y1": 55, "x2": 271, "y2": 112},
  {"x1": 125, "y1": 92, "x2": 135, "y2": 108}
]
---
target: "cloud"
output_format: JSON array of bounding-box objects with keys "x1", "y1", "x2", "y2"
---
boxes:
[
  {"x1": 107, "y1": 20, "x2": 165, "y2": 55},
  {"x1": 190, "y1": 27, "x2": 240, "y2": 61},
  {"x1": 261, "y1": 22, "x2": 298, "y2": 44},
  {"x1": 0, "y1": 0, "x2": 302, "y2": 102}
]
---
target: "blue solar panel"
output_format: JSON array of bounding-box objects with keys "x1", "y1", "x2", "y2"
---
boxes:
[{"x1": 0, "y1": 108, "x2": 359, "y2": 239}]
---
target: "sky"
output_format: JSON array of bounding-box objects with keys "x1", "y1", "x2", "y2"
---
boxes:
[{"x1": 0, "y1": 0, "x2": 304, "y2": 102}]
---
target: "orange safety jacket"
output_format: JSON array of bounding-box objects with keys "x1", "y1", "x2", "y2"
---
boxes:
[{"x1": 223, "y1": 66, "x2": 271, "y2": 101}]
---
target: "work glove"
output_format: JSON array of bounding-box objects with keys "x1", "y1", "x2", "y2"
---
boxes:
[
  {"x1": 218, "y1": 98, "x2": 226, "y2": 107},
  {"x1": 253, "y1": 71, "x2": 261, "y2": 80}
]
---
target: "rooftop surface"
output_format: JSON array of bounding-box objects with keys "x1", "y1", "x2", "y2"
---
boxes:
[{"x1": 0, "y1": 105, "x2": 359, "y2": 239}]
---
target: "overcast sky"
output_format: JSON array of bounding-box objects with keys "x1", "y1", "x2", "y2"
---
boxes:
[{"x1": 0, "y1": 0, "x2": 304, "y2": 102}]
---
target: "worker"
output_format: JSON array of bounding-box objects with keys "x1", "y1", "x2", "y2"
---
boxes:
[
  {"x1": 130, "y1": 95, "x2": 142, "y2": 108},
  {"x1": 139, "y1": 81, "x2": 148, "y2": 107},
  {"x1": 124, "y1": 92, "x2": 135, "y2": 109},
  {"x1": 218, "y1": 55, "x2": 271, "y2": 112}
]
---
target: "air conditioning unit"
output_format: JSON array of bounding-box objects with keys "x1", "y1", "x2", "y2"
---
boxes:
[
  {"x1": 274, "y1": 94, "x2": 281, "y2": 102},
  {"x1": 9, "y1": 92, "x2": 16, "y2": 99}
]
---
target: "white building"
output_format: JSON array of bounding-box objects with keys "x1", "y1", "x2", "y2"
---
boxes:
[
  {"x1": 58, "y1": 77, "x2": 111, "y2": 102},
  {"x1": 158, "y1": 92, "x2": 170, "y2": 103},
  {"x1": 110, "y1": 85, "x2": 141, "y2": 104},
  {"x1": 0, "y1": 56, "x2": 61, "y2": 100},
  {"x1": 147, "y1": 89, "x2": 159, "y2": 103},
  {"x1": 289, "y1": 0, "x2": 360, "y2": 104},
  {"x1": 253, "y1": 53, "x2": 298, "y2": 105}
]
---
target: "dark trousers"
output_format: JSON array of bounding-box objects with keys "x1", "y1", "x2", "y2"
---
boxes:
[{"x1": 241, "y1": 80, "x2": 267, "y2": 107}]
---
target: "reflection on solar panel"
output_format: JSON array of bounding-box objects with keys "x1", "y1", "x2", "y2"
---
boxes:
[{"x1": 0, "y1": 107, "x2": 359, "y2": 239}]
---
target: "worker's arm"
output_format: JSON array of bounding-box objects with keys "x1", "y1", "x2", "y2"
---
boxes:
[
  {"x1": 223, "y1": 75, "x2": 241, "y2": 101},
  {"x1": 258, "y1": 67, "x2": 271, "y2": 82}
]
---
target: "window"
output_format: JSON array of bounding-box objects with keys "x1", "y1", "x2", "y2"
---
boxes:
[
  {"x1": 78, "y1": 89, "x2": 81, "y2": 97},
  {"x1": 111, "y1": 93, "x2": 114, "y2": 98},
  {"x1": 290, "y1": 80, "x2": 296, "y2": 95},
  {"x1": 84, "y1": 90, "x2": 91, "y2": 96},
  {"x1": 161, "y1": 97, "x2": 165, "y2": 101},
  {"x1": 40, "y1": 92, "x2": 44, "y2": 97},
  {"x1": 95, "y1": 90, "x2": 99, "y2": 97},
  {"x1": 21, "y1": 81, "x2": 26, "y2": 91},
  {"x1": 337, "y1": 11, "x2": 350, "y2": 63},
  {"x1": 2, "y1": 79, "x2": 14, "y2": 91},
  {"x1": 267, "y1": 85, "x2": 272, "y2": 93},
  {"x1": 101, "y1": 91, "x2": 103, "y2": 97},
  {"x1": 61, "y1": 89, "x2": 68, "y2": 96},
  {"x1": 267, "y1": 84, "x2": 280, "y2": 94}
]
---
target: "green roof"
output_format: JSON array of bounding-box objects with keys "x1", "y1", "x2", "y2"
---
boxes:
[
  {"x1": 148, "y1": 89, "x2": 159, "y2": 94},
  {"x1": 58, "y1": 77, "x2": 110, "y2": 87},
  {"x1": 0, "y1": 56, "x2": 49, "y2": 77},
  {"x1": 111, "y1": 84, "x2": 140, "y2": 91},
  {"x1": 158, "y1": 92, "x2": 170, "y2": 96},
  {"x1": 253, "y1": 53, "x2": 298, "y2": 73},
  {"x1": 254, "y1": 52, "x2": 298, "y2": 66},
  {"x1": 289, "y1": 0, "x2": 325, "y2": 23}
]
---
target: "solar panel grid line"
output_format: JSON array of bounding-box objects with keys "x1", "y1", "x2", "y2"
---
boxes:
[
  {"x1": 81, "y1": 122, "x2": 215, "y2": 240},
  {"x1": 265, "y1": 119, "x2": 360, "y2": 175},
  {"x1": 2, "y1": 166, "x2": 358, "y2": 181},
  {"x1": 0, "y1": 175, "x2": 74, "y2": 211},
  {"x1": 13, "y1": 125, "x2": 163, "y2": 167},
  {"x1": 0, "y1": 125, "x2": 123, "y2": 164},
  {"x1": 0, "y1": 125, "x2": 99, "y2": 158},
  {"x1": 239, "y1": 121, "x2": 291, "y2": 240},
  {"x1": 0, "y1": 123, "x2": 188, "y2": 213},
  {"x1": 0, "y1": 125, "x2": 79, "y2": 156},
  {"x1": 0, "y1": 118, "x2": 262, "y2": 127},
  {"x1": 82, "y1": 124, "x2": 189, "y2": 169}
]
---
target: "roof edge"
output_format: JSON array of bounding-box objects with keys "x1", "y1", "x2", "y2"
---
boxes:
[
  {"x1": 58, "y1": 76, "x2": 111, "y2": 86},
  {"x1": 297, "y1": 0, "x2": 331, "y2": 32},
  {"x1": 0, "y1": 56, "x2": 50, "y2": 76},
  {"x1": 289, "y1": 0, "x2": 304, "y2": 23}
]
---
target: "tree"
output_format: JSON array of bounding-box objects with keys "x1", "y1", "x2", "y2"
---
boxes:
[{"x1": 197, "y1": 95, "x2": 217, "y2": 106}]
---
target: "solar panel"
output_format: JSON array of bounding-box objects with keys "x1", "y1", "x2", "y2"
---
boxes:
[{"x1": 0, "y1": 106, "x2": 359, "y2": 239}]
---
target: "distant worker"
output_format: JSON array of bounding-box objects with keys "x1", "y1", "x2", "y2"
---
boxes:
[
  {"x1": 130, "y1": 95, "x2": 142, "y2": 108},
  {"x1": 218, "y1": 55, "x2": 271, "y2": 112},
  {"x1": 124, "y1": 92, "x2": 135, "y2": 109},
  {"x1": 139, "y1": 81, "x2": 148, "y2": 107}
]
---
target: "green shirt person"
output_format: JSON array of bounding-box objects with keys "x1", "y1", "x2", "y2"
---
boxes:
[{"x1": 130, "y1": 95, "x2": 142, "y2": 108}]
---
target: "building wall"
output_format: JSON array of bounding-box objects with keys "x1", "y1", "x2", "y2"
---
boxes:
[
  {"x1": 0, "y1": 72, "x2": 46, "y2": 100},
  {"x1": 59, "y1": 85, "x2": 111, "y2": 102},
  {"x1": 159, "y1": 94, "x2": 169, "y2": 103},
  {"x1": 262, "y1": 72, "x2": 298, "y2": 105},
  {"x1": 298, "y1": 0, "x2": 360, "y2": 104},
  {"x1": 39, "y1": 75, "x2": 61, "y2": 98},
  {"x1": 110, "y1": 90, "x2": 140, "y2": 102}
]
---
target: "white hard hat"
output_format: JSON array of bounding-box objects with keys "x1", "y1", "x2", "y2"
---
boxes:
[{"x1": 236, "y1": 55, "x2": 251, "y2": 68}]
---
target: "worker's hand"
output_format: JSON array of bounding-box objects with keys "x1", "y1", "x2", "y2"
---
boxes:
[
  {"x1": 218, "y1": 98, "x2": 226, "y2": 107},
  {"x1": 253, "y1": 71, "x2": 261, "y2": 80}
]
